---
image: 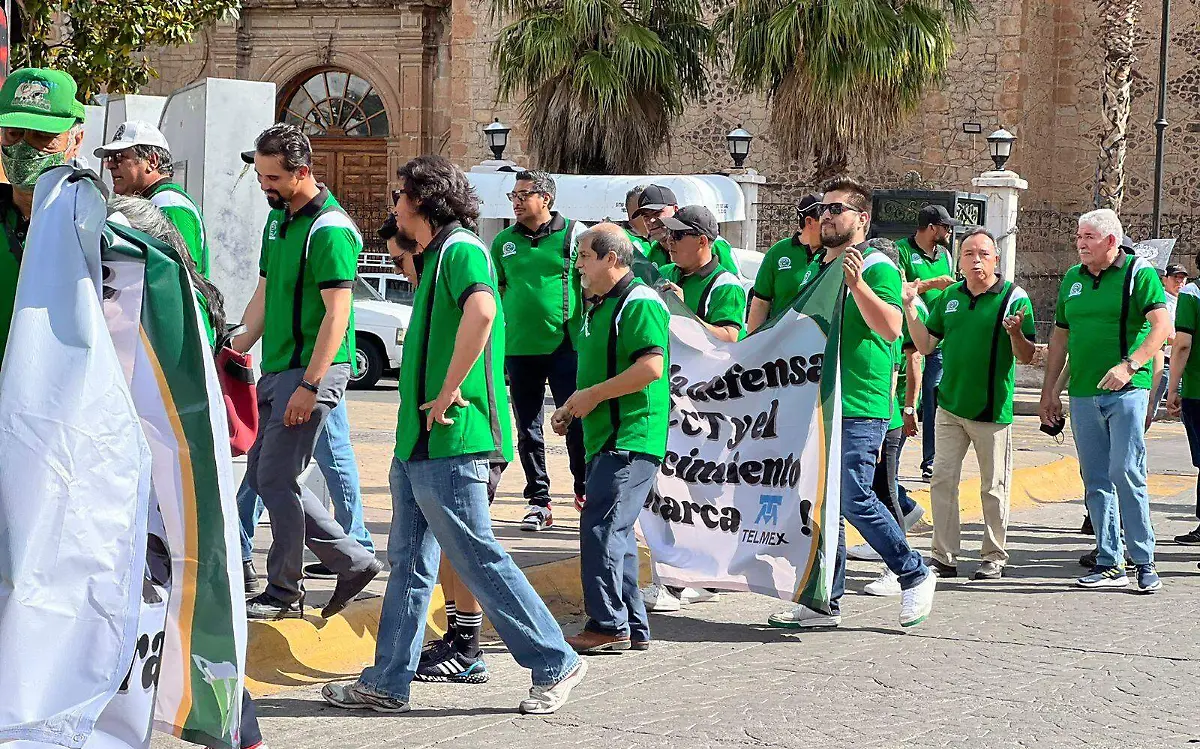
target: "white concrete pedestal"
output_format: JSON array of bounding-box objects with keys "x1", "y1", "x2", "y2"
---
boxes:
[{"x1": 971, "y1": 170, "x2": 1029, "y2": 282}]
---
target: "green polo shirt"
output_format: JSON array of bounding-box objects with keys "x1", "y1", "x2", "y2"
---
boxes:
[
  {"x1": 660, "y1": 258, "x2": 746, "y2": 338},
  {"x1": 889, "y1": 298, "x2": 928, "y2": 430},
  {"x1": 258, "y1": 188, "x2": 360, "y2": 373},
  {"x1": 752, "y1": 235, "x2": 823, "y2": 317},
  {"x1": 491, "y1": 212, "x2": 583, "y2": 356},
  {"x1": 395, "y1": 223, "x2": 514, "y2": 462},
  {"x1": 146, "y1": 179, "x2": 209, "y2": 278},
  {"x1": 1054, "y1": 252, "x2": 1167, "y2": 396},
  {"x1": 926, "y1": 278, "x2": 1035, "y2": 424},
  {"x1": 1175, "y1": 289, "x2": 1200, "y2": 399},
  {"x1": 895, "y1": 236, "x2": 954, "y2": 306},
  {"x1": 575, "y1": 272, "x2": 670, "y2": 462},
  {"x1": 647, "y1": 236, "x2": 740, "y2": 277},
  {"x1": 0, "y1": 187, "x2": 28, "y2": 371}
]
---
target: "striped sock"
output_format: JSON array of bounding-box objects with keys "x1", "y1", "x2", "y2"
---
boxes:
[
  {"x1": 455, "y1": 611, "x2": 483, "y2": 658},
  {"x1": 444, "y1": 600, "x2": 457, "y2": 641}
]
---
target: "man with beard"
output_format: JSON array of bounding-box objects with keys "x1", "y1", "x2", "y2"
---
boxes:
[
  {"x1": 0, "y1": 68, "x2": 87, "y2": 370},
  {"x1": 231, "y1": 124, "x2": 381, "y2": 619},
  {"x1": 767, "y1": 178, "x2": 936, "y2": 630},
  {"x1": 896, "y1": 205, "x2": 959, "y2": 481}
]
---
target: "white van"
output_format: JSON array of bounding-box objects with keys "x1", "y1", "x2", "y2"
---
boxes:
[{"x1": 350, "y1": 277, "x2": 411, "y2": 389}]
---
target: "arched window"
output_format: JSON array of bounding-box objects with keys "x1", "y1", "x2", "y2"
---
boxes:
[{"x1": 280, "y1": 69, "x2": 389, "y2": 137}]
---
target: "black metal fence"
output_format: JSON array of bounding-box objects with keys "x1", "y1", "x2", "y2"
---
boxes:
[{"x1": 341, "y1": 200, "x2": 392, "y2": 270}]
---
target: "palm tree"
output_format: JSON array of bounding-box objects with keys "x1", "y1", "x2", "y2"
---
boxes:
[
  {"x1": 490, "y1": 0, "x2": 714, "y2": 174},
  {"x1": 717, "y1": 0, "x2": 975, "y2": 183},
  {"x1": 1094, "y1": 0, "x2": 1142, "y2": 212}
]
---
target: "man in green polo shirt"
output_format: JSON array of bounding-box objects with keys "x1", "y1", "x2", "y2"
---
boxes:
[
  {"x1": 658, "y1": 205, "x2": 746, "y2": 342},
  {"x1": 232, "y1": 124, "x2": 381, "y2": 620},
  {"x1": 491, "y1": 170, "x2": 587, "y2": 531},
  {"x1": 325, "y1": 154, "x2": 586, "y2": 716},
  {"x1": 1040, "y1": 209, "x2": 1171, "y2": 593},
  {"x1": 637, "y1": 184, "x2": 741, "y2": 276},
  {"x1": 896, "y1": 204, "x2": 959, "y2": 481},
  {"x1": 0, "y1": 68, "x2": 88, "y2": 371},
  {"x1": 748, "y1": 193, "x2": 823, "y2": 332},
  {"x1": 905, "y1": 229, "x2": 1036, "y2": 581},
  {"x1": 548, "y1": 222, "x2": 669, "y2": 654},
  {"x1": 620, "y1": 184, "x2": 655, "y2": 257},
  {"x1": 768, "y1": 177, "x2": 935, "y2": 631},
  {"x1": 1164, "y1": 285, "x2": 1200, "y2": 545},
  {"x1": 95, "y1": 119, "x2": 210, "y2": 277}
]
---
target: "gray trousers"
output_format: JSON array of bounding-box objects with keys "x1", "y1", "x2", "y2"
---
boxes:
[{"x1": 246, "y1": 364, "x2": 376, "y2": 603}]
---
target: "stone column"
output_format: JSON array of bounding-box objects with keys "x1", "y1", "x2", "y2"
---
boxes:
[
  {"x1": 730, "y1": 169, "x2": 767, "y2": 252},
  {"x1": 971, "y1": 170, "x2": 1029, "y2": 282}
]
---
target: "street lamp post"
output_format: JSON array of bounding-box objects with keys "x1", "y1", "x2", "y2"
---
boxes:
[
  {"x1": 483, "y1": 118, "x2": 511, "y2": 161},
  {"x1": 986, "y1": 129, "x2": 1016, "y2": 171},
  {"x1": 726, "y1": 125, "x2": 753, "y2": 168},
  {"x1": 1152, "y1": 0, "x2": 1171, "y2": 237}
]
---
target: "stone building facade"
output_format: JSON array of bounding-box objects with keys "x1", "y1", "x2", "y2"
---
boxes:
[{"x1": 146, "y1": 0, "x2": 1200, "y2": 316}]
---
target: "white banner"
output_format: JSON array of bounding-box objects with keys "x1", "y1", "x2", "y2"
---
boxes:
[{"x1": 639, "y1": 296, "x2": 842, "y2": 609}]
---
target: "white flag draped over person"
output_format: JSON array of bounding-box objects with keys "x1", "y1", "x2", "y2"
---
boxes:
[
  {"x1": 0, "y1": 167, "x2": 245, "y2": 749},
  {"x1": 638, "y1": 259, "x2": 844, "y2": 613}
]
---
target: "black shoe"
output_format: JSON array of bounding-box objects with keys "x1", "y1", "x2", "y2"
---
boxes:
[
  {"x1": 927, "y1": 558, "x2": 958, "y2": 578},
  {"x1": 921, "y1": 467, "x2": 934, "y2": 482},
  {"x1": 413, "y1": 646, "x2": 489, "y2": 684},
  {"x1": 1174, "y1": 525, "x2": 1200, "y2": 545},
  {"x1": 322, "y1": 560, "x2": 384, "y2": 618},
  {"x1": 243, "y1": 560, "x2": 259, "y2": 594},
  {"x1": 246, "y1": 591, "x2": 303, "y2": 620},
  {"x1": 304, "y1": 563, "x2": 337, "y2": 579},
  {"x1": 419, "y1": 636, "x2": 454, "y2": 665},
  {"x1": 1081, "y1": 514, "x2": 1094, "y2": 536}
]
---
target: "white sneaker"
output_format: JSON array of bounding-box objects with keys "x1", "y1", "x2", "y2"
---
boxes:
[
  {"x1": 520, "y1": 505, "x2": 553, "y2": 532},
  {"x1": 767, "y1": 605, "x2": 841, "y2": 629},
  {"x1": 864, "y1": 569, "x2": 901, "y2": 597},
  {"x1": 903, "y1": 504, "x2": 926, "y2": 532},
  {"x1": 899, "y1": 573, "x2": 936, "y2": 627},
  {"x1": 847, "y1": 543, "x2": 882, "y2": 561},
  {"x1": 641, "y1": 584, "x2": 681, "y2": 612},
  {"x1": 519, "y1": 658, "x2": 588, "y2": 715},
  {"x1": 679, "y1": 587, "x2": 720, "y2": 604}
]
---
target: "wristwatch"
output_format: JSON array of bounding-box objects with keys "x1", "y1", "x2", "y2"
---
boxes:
[
  {"x1": 1121, "y1": 355, "x2": 1140, "y2": 371},
  {"x1": 299, "y1": 379, "x2": 320, "y2": 394},
  {"x1": 902, "y1": 406, "x2": 916, "y2": 416}
]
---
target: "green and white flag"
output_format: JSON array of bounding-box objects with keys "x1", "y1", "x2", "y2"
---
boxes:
[
  {"x1": 638, "y1": 257, "x2": 844, "y2": 613},
  {"x1": 0, "y1": 167, "x2": 245, "y2": 749}
]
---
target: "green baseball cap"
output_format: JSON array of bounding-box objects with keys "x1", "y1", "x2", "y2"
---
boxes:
[{"x1": 0, "y1": 68, "x2": 87, "y2": 133}]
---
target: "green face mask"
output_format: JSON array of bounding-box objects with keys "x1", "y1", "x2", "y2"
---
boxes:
[{"x1": 1, "y1": 140, "x2": 68, "y2": 190}]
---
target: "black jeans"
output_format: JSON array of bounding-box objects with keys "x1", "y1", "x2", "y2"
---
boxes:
[
  {"x1": 505, "y1": 341, "x2": 587, "y2": 505},
  {"x1": 871, "y1": 426, "x2": 919, "y2": 527}
]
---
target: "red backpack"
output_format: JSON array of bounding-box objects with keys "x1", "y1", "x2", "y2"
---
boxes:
[{"x1": 215, "y1": 343, "x2": 258, "y2": 457}]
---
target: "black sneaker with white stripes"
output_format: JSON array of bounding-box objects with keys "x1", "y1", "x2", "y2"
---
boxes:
[{"x1": 413, "y1": 647, "x2": 489, "y2": 684}]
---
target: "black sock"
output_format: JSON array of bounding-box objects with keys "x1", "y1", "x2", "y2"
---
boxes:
[
  {"x1": 444, "y1": 600, "x2": 457, "y2": 642},
  {"x1": 455, "y1": 611, "x2": 483, "y2": 658}
]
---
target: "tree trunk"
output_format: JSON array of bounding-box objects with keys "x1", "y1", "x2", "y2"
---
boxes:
[
  {"x1": 1095, "y1": 0, "x2": 1142, "y2": 212},
  {"x1": 813, "y1": 139, "x2": 850, "y2": 186}
]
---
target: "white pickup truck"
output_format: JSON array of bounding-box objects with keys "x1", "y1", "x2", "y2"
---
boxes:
[{"x1": 350, "y1": 276, "x2": 411, "y2": 389}]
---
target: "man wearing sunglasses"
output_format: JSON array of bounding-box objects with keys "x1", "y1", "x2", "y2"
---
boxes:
[
  {"x1": 748, "y1": 192, "x2": 824, "y2": 333},
  {"x1": 0, "y1": 68, "x2": 88, "y2": 371},
  {"x1": 896, "y1": 205, "x2": 959, "y2": 482},
  {"x1": 94, "y1": 120, "x2": 210, "y2": 278},
  {"x1": 637, "y1": 184, "x2": 741, "y2": 276},
  {"x1": 657, "y1": 205, "x2": 746, "y2": 343},
  {"x1": 490, "y1": 170, "x2": 588, "y2": 531},
  {"x1": 768, "y1": 177, "x2": 936, "y2": 630}
]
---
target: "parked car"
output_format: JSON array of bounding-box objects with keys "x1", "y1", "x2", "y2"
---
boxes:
[
  {"x1": 350, "y1": 276, "x2": 411, "y2": 389},
  {"x1": 361, "y1": 271, "x2": 416, "y2": 307}
]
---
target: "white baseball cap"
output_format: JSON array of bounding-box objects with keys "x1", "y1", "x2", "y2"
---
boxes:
[{"x1": 93, "y1": 120, "x2": 170, "y2": 158}]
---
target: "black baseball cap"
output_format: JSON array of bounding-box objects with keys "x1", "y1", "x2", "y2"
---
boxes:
[
  {"x1": 660, "y1": 205, "x2": 719, "y2": 240},
  {"x1": 1165, "y1": 263, "x2": 1188, "y2": 277},
  {"x1": 917, "y1": 204, "x2": 959, "y2": 229},
  {"x1": 637, "y1": 184, "x2": 678, "y2": 213},
  {"x1": 797, "y1": 193, "x2": 824, "y2": 220}
]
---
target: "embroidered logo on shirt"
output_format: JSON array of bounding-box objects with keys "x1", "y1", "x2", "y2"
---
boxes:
[
  {"x1": 268, "y1": 220, "x2": 279, "y2": 240},
  {"x1": 802, "y1": 269, "x2": 813, "y2": 284},
  {"x1": 1068, "y1": 281, "x2": 1083, "y2": 298},
  {"x1": 945, "y1": 299, "x2": 960, "y2": 313},
  {"x1": 911, "y1": 252, "x2": 923, "y2": 265},
  {"x1": 502, "y1": 241, "x2": 517, "y2": 257},
  {"x1": 778, "y1": 256, "x2": 792, "y2": 270}
]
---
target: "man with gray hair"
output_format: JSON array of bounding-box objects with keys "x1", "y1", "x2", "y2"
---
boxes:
[
  {"x1": 551, "y1": 223, "x2": 669, "y2": 654},
  {"x1": 492, "y1": 169, "x2": 588, "y2": 530},
  {"x1": 620, "y1": 184, "x2": 655, "y2": 257},
  {"x1": 1041, "y1": 208, "x2": 1171, "y2": 592},
  {"x1": 95, "y1": 120, "x2": 210, "y2": 278}
]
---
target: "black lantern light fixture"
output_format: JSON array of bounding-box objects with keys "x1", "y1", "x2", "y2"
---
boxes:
[
  {"x1": 483, "y1": 118, "x2": 511, "y2": 160},
  {"x1": 726, "y1": 125, "x2": 753, "y2": 168},
  {"x1": 986, "y1": 128, "x2": 1016, "y2": 171}
]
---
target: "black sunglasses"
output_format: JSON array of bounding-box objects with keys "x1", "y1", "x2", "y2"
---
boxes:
[
  {"x1": 669, "y1": 229, "x2": 703, "y2": 242},
  {"x1": 818, "y1": 202, "x2": 860, "y2": 217}
]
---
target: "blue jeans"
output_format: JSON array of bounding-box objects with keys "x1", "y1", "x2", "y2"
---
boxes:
[
  {"x1": 1070, "y1": 390, "x2": 1156, "y2": 567},
  {"x1": 239, "y1": 398, "x2": 374, "y2": 561},
  {"x1": 830, "y1": 418, "x2": 929, "y2": 612},
  {"x1": 579, "y1": 451, "x2": 657, "y2": 641},
  {"x1": 921, "y1": 350, "x2": 943, "y2": 471},
  {"x1": 361, "y1": 456, "x2": 579, "y2": 700}
]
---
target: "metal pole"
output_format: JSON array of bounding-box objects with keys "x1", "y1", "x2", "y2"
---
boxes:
[{"x1": 1152, "y1": 0, "x2": 1171, "y2": 237}]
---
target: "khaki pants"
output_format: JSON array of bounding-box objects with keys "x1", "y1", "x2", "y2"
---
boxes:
[{"x1": 930, "y1": 407, "x2": 1013, "y2": 565}]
